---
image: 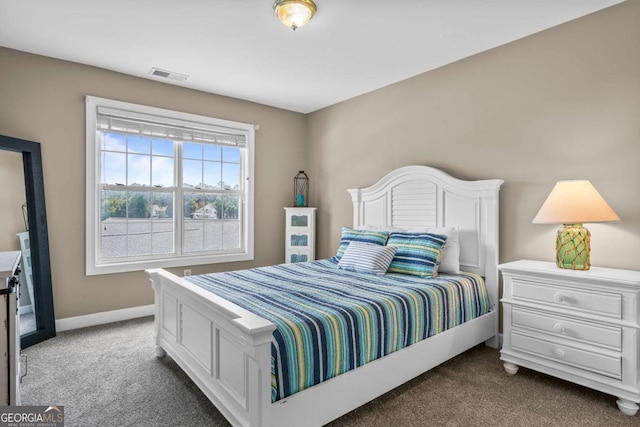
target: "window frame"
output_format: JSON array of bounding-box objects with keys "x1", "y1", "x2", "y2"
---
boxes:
[{"x1": 85, "y1": 96, "x2": 255, "y2": 276}]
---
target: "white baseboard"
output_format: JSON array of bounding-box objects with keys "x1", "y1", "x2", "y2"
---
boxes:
[{"x1": 55, "y1": 304, "x2": 154, "y2": 332}]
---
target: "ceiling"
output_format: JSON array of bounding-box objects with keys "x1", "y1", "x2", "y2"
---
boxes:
[{"x1": 0, "y1": 0, "x2": 625, "y2": 114}]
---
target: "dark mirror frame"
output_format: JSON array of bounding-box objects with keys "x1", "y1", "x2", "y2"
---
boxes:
[{"x1": 0, "y1": 134, "x2": 56, "y2": 348}]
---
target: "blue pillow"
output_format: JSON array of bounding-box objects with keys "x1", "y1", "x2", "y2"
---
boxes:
[
  {"x1": 386, "y1": 232, "x2": 447, "y2": 277},
  {"x1": 334, "y1": 227, "x2": 389, "y2": 261},
  {"x1": 338, "y1": 242, "x2": 397, "y2": 275}
]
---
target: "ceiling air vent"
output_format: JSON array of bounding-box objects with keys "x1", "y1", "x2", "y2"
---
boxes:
[{"x1": 149, "y1": 68, "x2": 189, "y2": 82}]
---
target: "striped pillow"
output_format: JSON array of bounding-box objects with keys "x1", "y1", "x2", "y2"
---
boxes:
[
  {"x1": 334, "y1": 227, "x2": 390, "y2": 261},
  {"x1": 386, "y1": 232, "x2": 448, "y2": 277},
  {"x1": 338, "y1": 242, "x2": 397, "y2": 275}
]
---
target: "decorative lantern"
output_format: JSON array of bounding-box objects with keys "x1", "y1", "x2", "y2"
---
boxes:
[{"x1": 293, "y1": 171, "x2": 309, "y2": 207}]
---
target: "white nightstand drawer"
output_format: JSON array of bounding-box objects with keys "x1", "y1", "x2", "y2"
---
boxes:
[
  {"x1": 511, "y1": 332, "x2": 621, "y2": 380},
  {"x1": 512, "y1": 279, "x2": 622, "y2": 318},
  {"x1": 512, "y1": 307, "x2": 622, "y2": 351}
]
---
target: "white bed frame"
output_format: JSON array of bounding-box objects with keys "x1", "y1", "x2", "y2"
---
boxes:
[{"x1": 147, "y1": 165, "x2": 503, "y2": 427}]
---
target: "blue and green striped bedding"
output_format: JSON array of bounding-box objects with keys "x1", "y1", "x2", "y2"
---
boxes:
[{"x1": 186, "y1": 259, "x2": 490, "y2": 402}]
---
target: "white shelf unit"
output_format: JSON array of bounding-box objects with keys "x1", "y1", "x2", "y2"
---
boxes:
[
  {"x1": 17, "y1": 231, "x2": 34, "y2": 313},
  {"x1": 500, "y1": 260, "x2": 640, "y2": 416},
  {"x1": 284, "y1": 207, "x2": 316, "y2": 263}
]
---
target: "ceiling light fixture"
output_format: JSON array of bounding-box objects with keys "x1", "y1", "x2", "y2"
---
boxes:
[{"x1": 273, "y1": 0, "x2": 317, "y2": 31}]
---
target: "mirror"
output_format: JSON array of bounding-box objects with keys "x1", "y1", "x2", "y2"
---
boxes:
[
  {"x1": 0, "y1": 151, "x2": 35, "y2": 335},
  {"x1": 0, "y1": 134, "x2": 56, "y2": 348}
]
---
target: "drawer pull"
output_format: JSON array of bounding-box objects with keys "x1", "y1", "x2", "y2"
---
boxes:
[
  {"x1": 553, "y1": 323, "x2": 565, "y2": 334},
  {"x1": 554, "y1": 293, "x2": 565, "y2": 303},
  {"x1": 553, "y1": 348, "x2": 565, "y2": 358}
]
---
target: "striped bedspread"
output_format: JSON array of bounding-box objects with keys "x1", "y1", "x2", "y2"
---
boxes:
[{"x1": 186, "y1": 259, "x2": 490, "y2": 402}]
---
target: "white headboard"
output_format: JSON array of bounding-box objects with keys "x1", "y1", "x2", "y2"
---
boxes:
[{"x1": 348, "y1": 165, "x2": 504, "y2": 311}]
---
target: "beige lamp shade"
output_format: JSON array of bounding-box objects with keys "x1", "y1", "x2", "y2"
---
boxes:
[{"x1": 533, "y1": 180, "x2": 620, "y2": 224}]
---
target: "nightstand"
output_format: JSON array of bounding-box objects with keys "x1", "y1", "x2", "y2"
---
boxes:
[
  {"x1": 499, "y1": 260, "x2": 640, "y2": 416},
  {"x1": 284, "y1": 207, "x2": 316, "y2": 263}
]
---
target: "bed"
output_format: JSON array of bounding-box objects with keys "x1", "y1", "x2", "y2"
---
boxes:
[{"x1": 146, "y1": 165, "x2": 504, "y2": 427}]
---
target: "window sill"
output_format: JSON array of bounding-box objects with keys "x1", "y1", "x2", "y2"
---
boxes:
[{"x1": 86, "y1": 252, "x2": 253, "y2": 276}]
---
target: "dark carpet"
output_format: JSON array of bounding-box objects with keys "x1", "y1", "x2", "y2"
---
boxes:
[{"x1": 21, "y1": 316, "x2": 638, "y2": 426}]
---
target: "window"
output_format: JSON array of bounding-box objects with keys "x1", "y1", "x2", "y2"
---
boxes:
[{"x1": 86, "y1": 96, "x2": 254, "y2": 275}]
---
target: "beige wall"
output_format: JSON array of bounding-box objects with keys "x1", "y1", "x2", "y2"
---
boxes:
[
  {"x1": 0, "y1": 47, "x2": 307, "y2": 319},
  {"x1": 307, "y1": 1, "x2": 640, "y2": 271},
  {"x1": 0, "y1": 150, "x2": 27, "y2": 251},
  {"x1": 1, "y1": 1, "x2": 638, "y2": 321}
]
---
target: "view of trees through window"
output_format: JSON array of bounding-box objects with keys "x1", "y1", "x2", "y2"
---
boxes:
[{"x1": 99, "y1": 132, "x2": 243, "y2": 259}]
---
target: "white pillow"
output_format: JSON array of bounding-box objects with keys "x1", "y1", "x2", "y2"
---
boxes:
[
  {"x1": 424, "y1": 226, "x2": 460, "y2": 274},
  {"x1": 338, "y1": 241, "x2": 397, "y2": 275}
]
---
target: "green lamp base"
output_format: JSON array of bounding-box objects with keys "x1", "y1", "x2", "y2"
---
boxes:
[{"x1": 556, "y1": 223, "x2": 591, "y2": 270}]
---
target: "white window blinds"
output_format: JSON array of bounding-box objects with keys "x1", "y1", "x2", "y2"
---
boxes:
[{"x1": 96, "y1": 106, "x2": 247, "y2": 147}]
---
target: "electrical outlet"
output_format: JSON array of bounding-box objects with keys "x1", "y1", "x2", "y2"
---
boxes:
[{"x1": 183, "y1": 269, "x2": 191, "y2": 277}]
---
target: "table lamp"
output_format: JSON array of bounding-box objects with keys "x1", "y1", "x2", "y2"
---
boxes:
[{"x1": 532, "y1": 180, "x2": 620, "y2": 270}]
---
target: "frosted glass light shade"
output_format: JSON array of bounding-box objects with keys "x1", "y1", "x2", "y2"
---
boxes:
[
  {"x1": 533, "y1": 180, "x2": 620, "y2": 224},
  {"x1": 274, "y1": 0, "x2": 317, "y2": 31}
]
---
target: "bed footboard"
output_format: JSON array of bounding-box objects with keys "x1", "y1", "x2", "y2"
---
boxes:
[{"x1": 147, "y1": 268, "x2": 276, "y2": 427}]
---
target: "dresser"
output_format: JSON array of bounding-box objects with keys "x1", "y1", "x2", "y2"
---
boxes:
[
  {"x1": 284, "y1": 207, "x2": 316, "y2": 263},
  {"x1": 499, "y1": 260, "x2": 640, "y2": 416},
  {"x1": 0, "y1": 251, "x2": 22, "y2": 406}
]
